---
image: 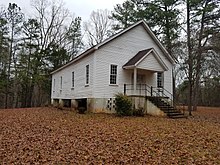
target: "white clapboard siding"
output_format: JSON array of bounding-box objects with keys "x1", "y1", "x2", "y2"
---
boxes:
[
  {"x1": 163, "y1": 66, "x2": 173, "y2": 97},
  {"x1": 93, "y1": 24, "x2": 173, "y2": 98},
  {"x1": 51, "y1": 53, "x2": 95, "y2": 99},
  {"x1": 137, "y1": 52, "x2": 165, "y2": 72}
]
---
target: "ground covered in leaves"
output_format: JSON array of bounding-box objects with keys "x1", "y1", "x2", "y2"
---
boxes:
[{"x1": 0, "y1": 107, "x2": 220, "y2": 164}]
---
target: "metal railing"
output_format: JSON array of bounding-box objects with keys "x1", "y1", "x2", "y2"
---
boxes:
[
  {"x1": 150, "y1": 87, "x2": 174, "y2": 106},
  {"x1": 124, "y1": 84, "x2": 186, "y2": 112},
  {"x1": 124, "y1": 84, "x2": 151, "y2": 96},
  {"x1": 124, "y1": 84, "x2": 174, "y2": 106}
]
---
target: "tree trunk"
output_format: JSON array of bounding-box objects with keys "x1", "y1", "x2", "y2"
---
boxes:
[
  {"x1": 27, "y1": 83, "x2": 34, "y2": 107},
  {"x1": 5, "y1": 25, "x2": 14, "y2": 109},
  {"x1": 192, "y1": 0, "x2": 207, "y2": 111},
  {"x1": 187, "y1": 0, "x2": 193, "y2": 116},
  {"x1": 193, "y1": 86, "x2": 198, "y2": 111}
]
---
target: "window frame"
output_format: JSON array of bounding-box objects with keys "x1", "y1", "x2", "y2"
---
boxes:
[
  {"x1": 109, "y1": 64, "x2": 118, "y2": 85},
  {"x1": 85, "y1": 64, "x2": 89, "y2": 85},
  {"x1": 60, "y1": 76, "x2": 62, "y2": 89},
  {"x1": 157, "y1": 72, "x2": 163, "y2": 88},
  {"x1": 53, "y1": 78, "x2": 55, "y2": 92},
  {"x1": 72, "y1": 71, "x2": 74, "y2": 88}
]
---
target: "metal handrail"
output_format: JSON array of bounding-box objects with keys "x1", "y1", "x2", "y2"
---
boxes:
[
  {"x1": 124, "y1": 84, "x2": 174, "y2": 106},
  {"x1": 151, "y1": 86, "x2": 187, "y2": 112},
  {"x1": 124, "y1": 84, "x2": 151, "y2": 96},
  {"x1": 163, "y1": 87, "x2": 173, "y2": 97},
  {"x1": 151, "y1": 86, "x2": 174, "y2": 106},
  {"x1": 124, "y1": 84, "x2": 185, "y2": 112}
]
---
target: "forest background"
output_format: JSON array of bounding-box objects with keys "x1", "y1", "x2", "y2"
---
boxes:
[{"x1": 0, "y1": 0, "x2": 219, "y2": 113}]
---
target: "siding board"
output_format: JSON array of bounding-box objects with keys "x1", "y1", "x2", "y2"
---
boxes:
[{"x1": 137, "y1": 52, "x2": 165, "y2": 72}]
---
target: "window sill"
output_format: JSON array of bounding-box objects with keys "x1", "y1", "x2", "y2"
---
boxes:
[
  {"x1": 71, "y1": 87, "x2": 74, "y2": 90},
  {"x1": 85, "y1": 84, "x2": 89, "y2": 87},
  {"x1": 109, "y1": 84, "x2": 118, "y2": 86}
]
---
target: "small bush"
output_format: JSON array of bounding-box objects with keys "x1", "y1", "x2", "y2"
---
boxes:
[
  {"x1": 115, "y1": 93, "x2": 133, "y2": 116},
  {"x1": 133, "y1": 107, "x2": 145, "y2": 117}
]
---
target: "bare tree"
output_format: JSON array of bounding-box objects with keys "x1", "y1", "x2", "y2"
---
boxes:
[
  {"x1": 28, "y1": 0, "x2": 69, "y2": 106},
  {"x1": 31, "y1": 0, "x2": 70, "y2": 52},
  {"x1": 84, "y1": 9, "x2": 113, "y2": 47}
]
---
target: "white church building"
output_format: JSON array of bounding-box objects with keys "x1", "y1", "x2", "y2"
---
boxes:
[{"x1": 51, "y1": 20, "x2": 175, "y2": 115}]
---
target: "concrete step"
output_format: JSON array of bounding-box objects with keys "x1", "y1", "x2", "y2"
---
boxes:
[
  {"x1": 167, "y1": 112, "x2": 184, "y2": 116},
  {"x1": 159, "y1": 105, "x2": 173, "y2": 109},
  {"x1": 146, "y1": 96, "x2": 169, "y2": 99},
  {"x1": 163, "y1": 110, "x2": 180, "y2": 113},
  {"x1": 169, "y1": 114, "x2": 187, "y2": 119},
  {"x1": 146, "y1": 96, "x2": 186, "y2": 119}
]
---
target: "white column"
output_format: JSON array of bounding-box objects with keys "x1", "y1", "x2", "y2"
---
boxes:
[{"x1": 133, "y1": 67, "x2": 137, "y2": 95}]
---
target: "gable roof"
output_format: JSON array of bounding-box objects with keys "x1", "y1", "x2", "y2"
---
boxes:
[
  {"x1": 123, "y1": 48, "x2": 152, "y2": 67},
  {"x1": 123, "y1": 48, "x2": 168, "y2": 71},
  {"x1": 51, "y1": 20, "x2": 174, "y2": 74}
]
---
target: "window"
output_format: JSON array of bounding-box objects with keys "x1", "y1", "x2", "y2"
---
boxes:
[
  {"x1": 53, "y1": 79, "x2": 55, "y2": 91},
  {"x1": 110, "y1": 65, "x2": 117, "y2": 85},
  {"x1": 72, "y1": 72, "x2": 74, "y2": 88},
  {"x1": 60, "y1": 76, "x2": 62, "y2": 89},
  {"x1": 157, "y1": 72, "x2": 163, "y2": 88},
  {"x1": 86, "y1": 65, "x2": 89, "y2": 85}
]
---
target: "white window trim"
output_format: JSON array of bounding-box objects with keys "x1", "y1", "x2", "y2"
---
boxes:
[
  {"x1": 60, "y1": 76, "x2": 62, "y2": 90},
  {"x1": 53, "y1": 78, "x2": 55, "y2": 92},
  {"x1": 157, "y1": 72, "x2": 164, "y2": 88},
  {"x1": 109, "y1": 64, "x2": 118, "y2": 85}
]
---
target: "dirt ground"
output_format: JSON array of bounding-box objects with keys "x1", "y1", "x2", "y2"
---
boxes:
[{"x1": 0, "y1": 107, "x2": 220, "y2": 164}]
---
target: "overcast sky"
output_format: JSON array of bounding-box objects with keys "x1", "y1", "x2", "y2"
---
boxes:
[{"x1": 1, "y1": 0, "x2": 125, "y2": 21}]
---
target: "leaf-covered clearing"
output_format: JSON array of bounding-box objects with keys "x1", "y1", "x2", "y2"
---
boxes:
[{"x1": 0, "y1": 107, "x2": 220, "y2": 164}]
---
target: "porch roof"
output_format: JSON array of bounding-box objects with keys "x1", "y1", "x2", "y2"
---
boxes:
[{"x1": 123, "y1": 48, "x2": 169, "y2": 72}]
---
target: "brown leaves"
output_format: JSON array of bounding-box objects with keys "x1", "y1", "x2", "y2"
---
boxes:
[{"x1": 0, "y1": 107, "x2": 220, "y2": 164}]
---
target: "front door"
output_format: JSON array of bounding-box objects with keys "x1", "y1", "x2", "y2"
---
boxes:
[
  {"x1": 131, "y1": 73, "x2": 146, "y2": 95},
  {"x1": 131, "y1": 73, "x2": 146, "y2": 85}
]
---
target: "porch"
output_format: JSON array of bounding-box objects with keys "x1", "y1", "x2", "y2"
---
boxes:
[
  {"x1": 122, "y1": 48, "x2": 171, "y2": 98},
  {"x1": 123, "y1": 84, "x2": 186, "y2": 118},
  {"x1": 123, "y1": 83, "x2": 172, "y2": 99}
]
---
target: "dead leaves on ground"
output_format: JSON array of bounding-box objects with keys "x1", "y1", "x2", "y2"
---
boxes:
[{"x1": 0, "y1": 107, "x2": 220, "y2": 164}]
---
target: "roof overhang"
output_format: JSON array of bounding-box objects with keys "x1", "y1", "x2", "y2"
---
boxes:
[
  {"x1": 123, "y1": 48, "x2": 169, "y2": 72},
  {"x1": 51, "y1": 20, "x2": 174, "y2": 75},
  {"x1": 51, "y1": 46, "x2": 97, "y2": 74}
]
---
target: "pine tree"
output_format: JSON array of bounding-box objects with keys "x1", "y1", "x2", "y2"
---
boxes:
[
  {"x1": 5, "y1": 3, "x2": 24, "y2": 108},
  {"x1": 0, "y1": 13, "x2": 8, "y2": 108}
]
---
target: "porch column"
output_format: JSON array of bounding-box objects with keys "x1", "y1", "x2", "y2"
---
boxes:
[{"x1": 133, "y1": 67, "x2": 137, "y2": 95}]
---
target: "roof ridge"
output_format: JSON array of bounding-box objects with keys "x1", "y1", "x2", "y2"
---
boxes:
[{"x1": 51, "y1": 20, "x2": 174, "y2": 74}]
